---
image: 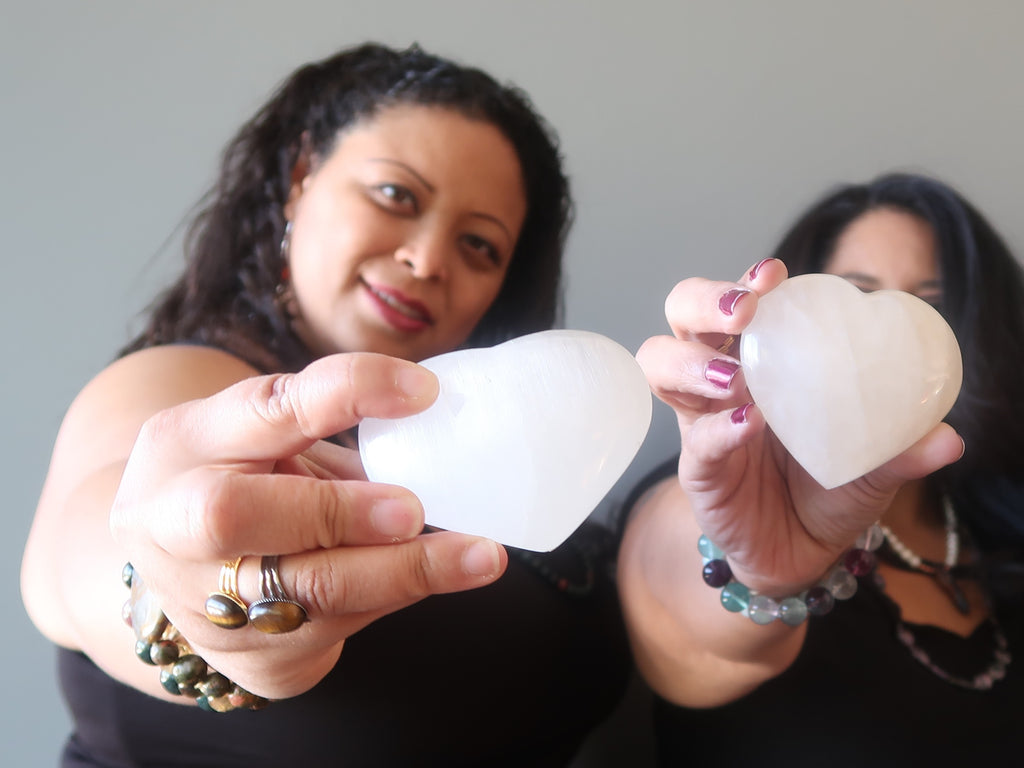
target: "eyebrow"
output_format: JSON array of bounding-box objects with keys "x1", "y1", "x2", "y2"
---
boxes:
[
  {"x1": 370, "y1": 158, "x2": 435, "y2": 192},
  {"x1": 837, "y1": 272, "x2": 943, "y2": 292},
  {"x1": 368, "y1": 158, "x2": 515, "y2": 246}
]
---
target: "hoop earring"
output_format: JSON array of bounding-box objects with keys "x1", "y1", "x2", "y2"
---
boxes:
[{"x1": 275, "y1": 221, "x2": 295, "y2": 315}]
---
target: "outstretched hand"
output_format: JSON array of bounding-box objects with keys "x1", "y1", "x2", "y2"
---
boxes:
[
  {"x1": 637, "y1": 258, "x2": 964, "y2": 595},
  {"x1": 110, "y1": 352, "x2": 506, "y2": 698}
]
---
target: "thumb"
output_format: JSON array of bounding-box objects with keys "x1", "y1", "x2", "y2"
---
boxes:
[
  {"x1": 858, "y1": 423, "x2": 965, "y2": 496},
  {"x1": 145, "y1": 353, "x2": 439, "y2": 471}
]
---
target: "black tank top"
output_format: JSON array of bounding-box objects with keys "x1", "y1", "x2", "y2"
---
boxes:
[
  {"x1": 58, "y1": 524, "x2": 630, "y2": 767},
  {"x1": 628, "y1": 457, "x2": 1024, "y2": 767}
]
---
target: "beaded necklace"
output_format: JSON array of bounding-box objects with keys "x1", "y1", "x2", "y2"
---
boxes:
[
  {"x1": 508, "y1": 540, "x2": 596, "y2": 597},
  {"x1": 879, "y1": 496, "x2": 970, "y2": 615},
  {"x1": 875, "y1": 497, "x2": 1013, "y2": 691}
]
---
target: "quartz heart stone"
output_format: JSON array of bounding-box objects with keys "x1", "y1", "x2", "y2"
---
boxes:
[
  {"x1": 740, "y1": 274, "x2": 962, "y2": 489},
  {"x1": 359, "y1": 330, "x2": 652, "y2": 551}
]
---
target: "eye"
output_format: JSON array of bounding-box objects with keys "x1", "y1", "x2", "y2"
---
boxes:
[
  {"x1": 460, "y1": 233, "x2": 502, "y2": 269},
  {"x1": 371, "y1": 183, "x2": 418, "y2": 213}
]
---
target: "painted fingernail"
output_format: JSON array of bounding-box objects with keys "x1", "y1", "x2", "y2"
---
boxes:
[
  {"x1": 705, "y1": 358, "x2": 741, "y2": 390},
  {"x1": 719, "y1": 288, "x2": 751, "y2": 316},
  {"x1": 748, "y1": 258, "x2": 774, "y2": 281},
  {"x1": 731, "y1": 403, "x2": 754, "y2": 424},
  {"x1": 371, "y1": 498, "x2": 421, "y2": 539},
  {"x1": 463, "y1": 539, "x2": 501, "y2": 577}
]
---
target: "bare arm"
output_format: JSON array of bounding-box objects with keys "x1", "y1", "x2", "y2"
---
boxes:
[
  {"x1": 23, "y1": 346, "x2": 259, "y2": 660},
  {"x1": 22, "y1": 344, "x2": 507, "y2": 702},
  {"x1": 617, "y1": 258, "x2": 964, "y2": 707}
]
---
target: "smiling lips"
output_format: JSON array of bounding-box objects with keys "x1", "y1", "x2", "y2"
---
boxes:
[{"x1": 363, "y1": 280, "x2": 434, "y2": 331}]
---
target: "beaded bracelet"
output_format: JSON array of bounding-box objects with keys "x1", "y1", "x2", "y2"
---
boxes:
[
  {"x1": 698, "y1": 524, "x2": 883, "y2": 626},
  {"x1": 122, "y1": 563, "x2": 269, "y2": 712}
]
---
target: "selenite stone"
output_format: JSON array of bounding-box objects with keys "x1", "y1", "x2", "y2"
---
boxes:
[
  {"x1": 359, "y1": 330, "x2": 652, "y2": 552},
  {"x1": 740, "y1": 274, "x2": 962, "y2": 489}
]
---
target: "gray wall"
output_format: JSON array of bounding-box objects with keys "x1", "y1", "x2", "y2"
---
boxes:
[{"x1": 4, "y1": 1, "x2": 1022, "y2": 764}]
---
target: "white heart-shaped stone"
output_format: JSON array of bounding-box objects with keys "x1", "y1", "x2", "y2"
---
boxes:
[
  {"x1": 359, "y1": 330, "x2": 653, "y2": 551},
  {"x1": 740, "y1": 274, "x2": 962, "y2": 489}
]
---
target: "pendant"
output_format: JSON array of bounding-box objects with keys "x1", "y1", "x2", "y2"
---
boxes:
[{"x1": 934, "y1": 566, "x2": 971, "y2": 616}]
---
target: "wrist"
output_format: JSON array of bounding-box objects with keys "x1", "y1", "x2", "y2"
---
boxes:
[{"x1": 698, "y1": 525, "x2": 883, "y2": 626}]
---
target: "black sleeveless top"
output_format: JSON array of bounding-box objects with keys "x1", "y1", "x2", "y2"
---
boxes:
[
  {"x1": 631, "y1": 459, "x2": 1024, "y2": 767},
  {"x1": 58, "y1": 524, "x2": 631, "y2": 767}
]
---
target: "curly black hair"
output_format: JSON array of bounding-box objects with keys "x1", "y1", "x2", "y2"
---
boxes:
[
  {"x1": 770, "y1": 172, "x2": 1024, "y2": 557},
  {"x1": 123, "y1": 43, "x2": 571, "y2": 372}
]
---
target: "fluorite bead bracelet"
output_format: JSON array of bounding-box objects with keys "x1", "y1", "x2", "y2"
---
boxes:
[
  {"x1": 122, "y1": 563, "x2": 269, "y2": 712},
  {"x1": 698, "y1": 524, "x2": 883, "y2": 626}
]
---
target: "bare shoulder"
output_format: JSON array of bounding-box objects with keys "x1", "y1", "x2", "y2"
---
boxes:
[
  {"x1": 81, "y1": 345, "x2": 262, "y2": 405},
  {"x1": 48, "y1": 345, "x2": 262, "y2": 484},
  {"x1": 25, "y1": 346, "x2": 266, "y2": 647}
]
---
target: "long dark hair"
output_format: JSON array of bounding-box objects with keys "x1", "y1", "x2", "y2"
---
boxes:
[
  {"x1": 123, "y1": 43, "x2": 571, "y2": 371},
  {"x1": 770, "y1": 172, "x2": 1024, "y2": 556}
]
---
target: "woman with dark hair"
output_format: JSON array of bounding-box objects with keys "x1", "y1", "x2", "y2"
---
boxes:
[
  {"x1": 22, "y1": 43, "x2": 629, "y2": 767},
  {"x1": 618, "y1": 172, "x2": 1024, "y2": 765}
]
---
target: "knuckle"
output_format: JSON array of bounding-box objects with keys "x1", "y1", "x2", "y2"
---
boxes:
[
  {"x1": 400, "y1": 542, "x2": 437, "y2": 599},
  {"x1": 298, "y1": 558, "x2": 345, "y2": 617},
  {"x1": 311, "y1": 482, "x2": 349, "y2": 549},
  {"x1": 249, "y1": 373, "x2": 316, "y2": 438},
  {"x1": 186, "y1": 473, "x2": 246, "y2": 554},
  {"x1": 135, "y1": 407, "x2": 181, "y2": 451}
]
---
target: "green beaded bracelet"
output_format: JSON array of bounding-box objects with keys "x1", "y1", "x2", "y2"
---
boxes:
[
  {"x1": 698, "y1": 525, "x2": 883, "y2": 626},
  {"x1": 122, "y1": 563, "x2": 269, "y2": 712}
]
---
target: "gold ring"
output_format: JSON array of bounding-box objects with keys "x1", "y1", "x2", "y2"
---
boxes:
[
  {"x1": 204, "y1": 557, "x2": 249, "y2": 629},
  {"x1": 247, "y1": 555, "x2": 308, "y2": 634},
  {"x1": 716, "y1": 335, "x2": 737, "y2": 355}
]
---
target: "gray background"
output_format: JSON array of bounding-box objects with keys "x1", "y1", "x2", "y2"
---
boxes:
[{"x1": 4, "y1": 1, "x2": 1022, "y2": 765}]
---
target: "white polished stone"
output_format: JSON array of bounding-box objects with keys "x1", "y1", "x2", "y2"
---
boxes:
[
  {"x1": 359, "y1": 330, "x2": 652, "y2": 551},
  {"x1": 740, "y1": 274, "x2": 962, "y2": 489}
]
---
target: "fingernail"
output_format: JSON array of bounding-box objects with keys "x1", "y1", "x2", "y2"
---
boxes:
[
  {"x1": 705, "y1": 358, "x2": 740, "y2": 390},
  {"x1": 396, "y1": 364, "x2": 438, "y2": 399},
  {"x1": 371, "y1": 498, "x2": 421, "y2": 539},
  {"x1": 463, "y1": 539, "x2": 501, "y2": 577},
  {"x1": 731, "y1": 403, "x2": 754, "y2": 424},
  {"x1": 719, "y1": 288, "x2": 750, "y2": 316},
  {"x1": 956, "y1": 436, "x2": 966, "y2": 462},
  {"x1": 748, "y1": 258, "x2": 774, "y2": 281}
]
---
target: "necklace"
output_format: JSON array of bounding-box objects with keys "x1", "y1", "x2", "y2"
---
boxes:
[
  {"x1": 879, "y1": 496, "x2": 970, "y2": 615},
  {"x1": 891, "y1": 611, "x2": 1012, "y2": 690},
  {"x1": 874, "y1": 497, "x2": 1013, "y2": 690},
  {"x1": 508, "y1": 541, "x2": 596, "y2": 597}
]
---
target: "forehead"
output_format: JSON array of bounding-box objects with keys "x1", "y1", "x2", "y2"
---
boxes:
[
  {"x1": 330, "y1": 104, "x2": 519, "y2": 173},
  {"x1": 825, "y1": 208, "x2": 939, "y2": 286},
  {"x1": 323, "y1": 103, "x2": 527, "y2": 223}
]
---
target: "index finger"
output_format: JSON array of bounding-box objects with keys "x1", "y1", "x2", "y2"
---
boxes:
[
  {"x1": 140, "y1": 353, "x2": 439, "y2": 470},
  {"x1": 664, "y1": 258, "x2": 789, "y2": 341}
]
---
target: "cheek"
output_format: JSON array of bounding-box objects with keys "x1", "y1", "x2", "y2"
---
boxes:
[{"x1": 458, "y1": 275, "x2": 506, "y2": 324}]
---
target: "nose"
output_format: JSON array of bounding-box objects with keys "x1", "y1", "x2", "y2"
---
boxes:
[{"x1": 395, "y1": 226, "x2": 449, "y2": 281}]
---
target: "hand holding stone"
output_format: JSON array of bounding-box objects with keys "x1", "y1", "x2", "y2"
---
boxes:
[
  {"x1": 740, "y1": 273, "x2": 962, "y2": 489},
  {"x1": 638, "y1": 259, "x2": 965, "y2": 595},
  {"x1": 360, "y1": 330, "x2": 653, "y2": 551}
]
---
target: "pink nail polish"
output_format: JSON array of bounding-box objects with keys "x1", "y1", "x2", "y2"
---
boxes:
[
  {"x1": 748, "y1": 258, "x2": 773, "y2": 281},
  {"x1": 719, "y1": 289, "x2": 750, "y2": 316},
  {"x1": 731, "y1": 403, "x2": 754, "y2": 424},
  {"x1": 705, "y1": 358, "x2": 740, "y2": 390}
]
